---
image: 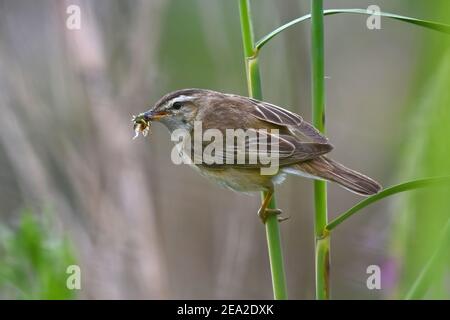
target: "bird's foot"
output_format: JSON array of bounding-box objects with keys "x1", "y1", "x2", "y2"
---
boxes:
[{"x1": 258, "y1": 208, "x2": 289, "y2": 224}]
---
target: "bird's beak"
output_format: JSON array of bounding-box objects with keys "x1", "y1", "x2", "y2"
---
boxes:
[{"x1": 143, "y1": 109, "x2": 168, "y2": 121}]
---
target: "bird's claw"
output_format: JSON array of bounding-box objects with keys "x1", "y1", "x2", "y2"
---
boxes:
[{"x1": 258, "y1": 208, "x2": 289, "y2": 224}]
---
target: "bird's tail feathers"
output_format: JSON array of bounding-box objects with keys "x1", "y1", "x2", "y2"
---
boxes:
[{"x1": 284, "y1": 156, "x2": 381, "y2": 196}]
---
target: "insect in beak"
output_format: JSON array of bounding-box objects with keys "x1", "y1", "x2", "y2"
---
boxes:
[
  {"x1": 131, "y1": 110, "x2": 169, "y2": 139},
  {"x1": 131, "y1": 113, "x2": 151, "y2": 139}
]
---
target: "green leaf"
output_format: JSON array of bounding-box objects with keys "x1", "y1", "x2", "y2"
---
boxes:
[
  {"x1": 404, "y1": 218, "x2": 450, "y2": 299},
  {"x1": 0, "y1": 210, "x2": 77, "y2": 299},
  {"x1": 391, "y1": 48, "x2": 450, "y2": 298},
  {"x1": 255, "y1": 8, "x2": 450, "y2": 51},
  {"x1": 325, "y1": 177, "x2": 450, "y2": 231}
]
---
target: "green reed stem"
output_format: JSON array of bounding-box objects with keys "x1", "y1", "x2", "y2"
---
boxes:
[
  {"x1": 238, "y1": 0, "x2": 287, "y2": 300},
  {"x1": 311, "y1": 0, "x2": 330, "y2": 300}
]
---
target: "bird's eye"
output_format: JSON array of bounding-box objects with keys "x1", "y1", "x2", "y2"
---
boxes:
[{"x1": 172, "y1": 102, "x2": 182, "y2": 110}]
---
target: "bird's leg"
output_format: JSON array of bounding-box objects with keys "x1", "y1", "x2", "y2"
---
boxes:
[{"x1": 257, "y1": 188, "x2": 288, "y2": 224}]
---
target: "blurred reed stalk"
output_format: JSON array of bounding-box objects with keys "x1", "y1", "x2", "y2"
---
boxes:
[
  {"x1": 238, "y1": 0, "x2": 288, "y2": 300},
  {"x1": 310, "y1": 0, "x2": 330, "y2": 300}
]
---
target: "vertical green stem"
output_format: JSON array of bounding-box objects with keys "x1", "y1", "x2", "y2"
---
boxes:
[
  {"x1": 239, "y1": 0, "x2": 287, "y2": 300},
  {"x1": 311, "y1": 0, "x2": 330, "y2": 299}
]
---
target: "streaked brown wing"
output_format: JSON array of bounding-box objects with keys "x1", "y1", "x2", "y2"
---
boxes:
[
  {"x1": 192, "y1": 129, "x2": 332, "y2": 169},
  {"x1": 190, "y1": 94, "x2": 333, "y2": 170},
  {"x1": 247, "y1": 98, "x2": 330, "y2": 144}
]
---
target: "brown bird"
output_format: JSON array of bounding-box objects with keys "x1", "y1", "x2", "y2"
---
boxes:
[{"x1": 133, "y1": 88, "x2": 381, "y2": 223}]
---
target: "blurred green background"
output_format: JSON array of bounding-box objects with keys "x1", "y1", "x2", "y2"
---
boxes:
[{"x1": 0, "y1": 0, "x2": 449, "y2": 299}]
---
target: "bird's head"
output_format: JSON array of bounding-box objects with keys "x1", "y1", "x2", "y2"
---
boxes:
[{"x1": 139, "y1": 89, "x2": 215, "y2": 136}]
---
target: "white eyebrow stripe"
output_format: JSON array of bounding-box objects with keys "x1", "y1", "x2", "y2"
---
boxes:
[
  {"x1": 164, "y1": 95, "x2": 195, "y2": 109},
  {"x1": 172, "y1": 95, "x2": 195, "y2": 103}
]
